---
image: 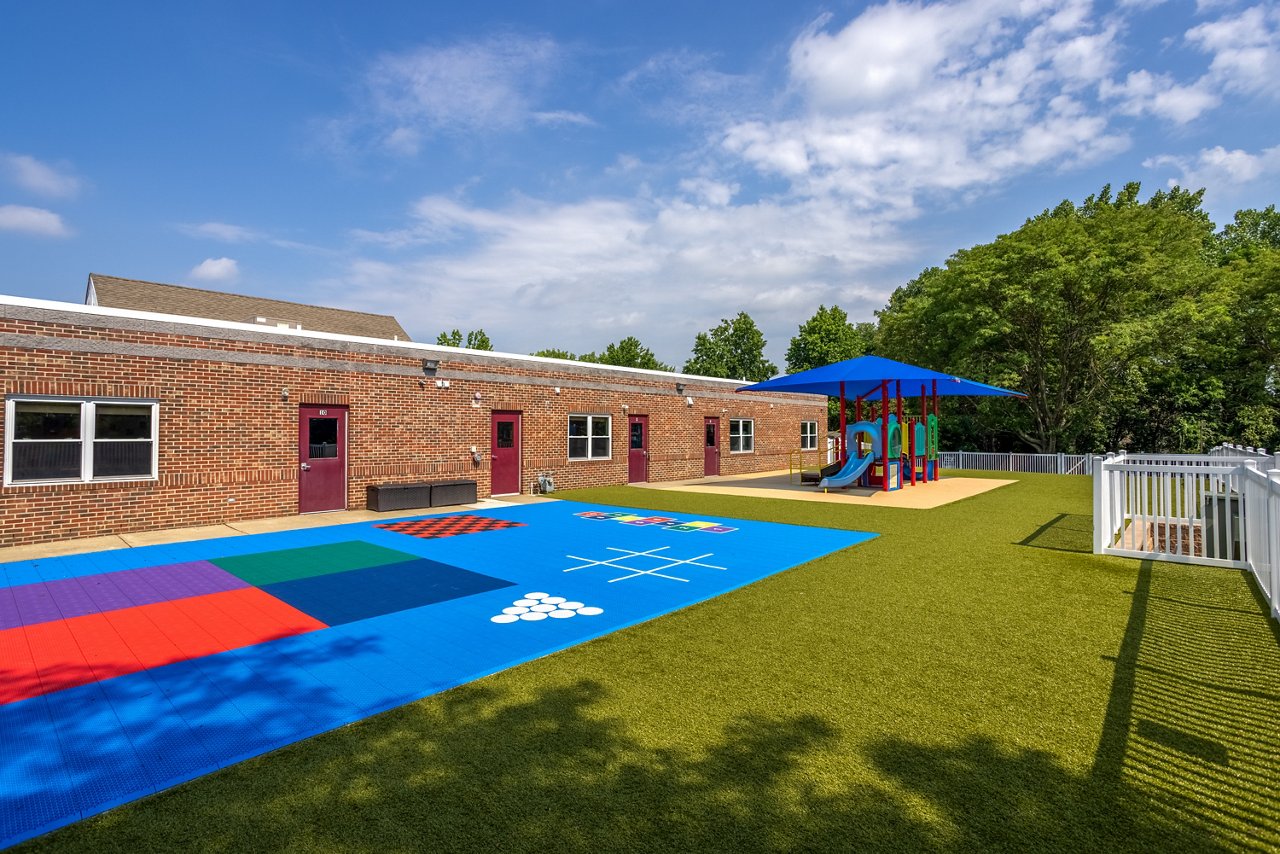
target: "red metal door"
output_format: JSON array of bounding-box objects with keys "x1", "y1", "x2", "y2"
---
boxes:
[
  {"x1": 298, "y1": 405, "x2": 347, "y2": 513},
  {"x1": 627, "y1": 415, "x2": 648, "y2": 482},
  {"x1": 703, "y1": 417, "x2": 719, "y2": 476},
  {"x1": 490, "y1": 411, "x2": 521, "y2": 495}
]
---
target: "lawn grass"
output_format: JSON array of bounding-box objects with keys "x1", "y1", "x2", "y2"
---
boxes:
[{"x1": 23, "y1": 472, "x2": 1280, "y2": 853}]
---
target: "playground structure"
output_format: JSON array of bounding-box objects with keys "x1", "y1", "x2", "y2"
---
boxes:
[{"x1": 740, "y1": 356, "x2": 1024, "y2": 494}]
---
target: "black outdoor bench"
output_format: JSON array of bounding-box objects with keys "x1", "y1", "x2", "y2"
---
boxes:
[{"x1": 366, "y1": 479, "x2": 477, "y2": 512}]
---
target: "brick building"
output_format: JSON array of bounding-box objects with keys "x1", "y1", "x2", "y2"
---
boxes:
[{"x1": 1, "y1": 289, "x2": 824, "y2": 548}]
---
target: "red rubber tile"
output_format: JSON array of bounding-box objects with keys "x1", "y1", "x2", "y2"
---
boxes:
[
  {"x1": 167, "y1": 592, "x2": 271, "y2": 651},
  {"x1": 63, "y1": 613, "x2": 142, "y2": 683},
  {"x1": 0, "y1": 589, "x2": 327, "y2": 707},
  {"x1": 0, "y1": 626, "x2": 41, "y2": 705},
  {"x1": 101, "y1": 606, "x2": 187, "y2": 667},
  {"x1": 23, "y1": 619, "x2": 94, "y2": 699},
  {"x1": 212, "y1": 588, "x2": 328, "y2": 640}
]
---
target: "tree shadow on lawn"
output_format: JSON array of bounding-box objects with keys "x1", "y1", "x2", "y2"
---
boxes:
[{"x1": 43, "y1": 678, "x2": 1246, "y2": 854}]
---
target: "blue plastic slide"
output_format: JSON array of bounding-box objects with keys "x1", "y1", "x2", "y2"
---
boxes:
[
  {"x1": 819, "y1": 421, "x2": 881, "y2": 489},
  {"x1": 817, "y1": 450, "x2": 875, "y2": 489}
]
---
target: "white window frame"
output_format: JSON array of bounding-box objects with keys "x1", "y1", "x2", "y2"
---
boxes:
[
  {"x1": 4, "y1": 396, "x2": 159, "y2": 486},
  {"x1": 729, "y1": 418, "x2": 754, "y2": 454},
  {"x1": 800, "y1": 421, "x2": 818, "y2": 451},
  {"x1": 567, "y1": 413, "x2": 612, "y2": 461}
]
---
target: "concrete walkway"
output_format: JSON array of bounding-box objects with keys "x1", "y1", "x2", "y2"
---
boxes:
[{"x1": 0, "y1": 496, "x2": 554, "y2": 564}]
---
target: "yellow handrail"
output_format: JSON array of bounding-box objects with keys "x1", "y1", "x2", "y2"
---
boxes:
[{"x1": 789, "y1": 447, "x2": 824, "y2": 484}]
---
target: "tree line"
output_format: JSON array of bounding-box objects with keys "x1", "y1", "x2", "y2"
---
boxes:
[{"x1": 437, "y1": 183, "x2": 1277, "y2": 454}]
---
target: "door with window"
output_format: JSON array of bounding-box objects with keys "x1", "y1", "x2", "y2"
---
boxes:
[
  {"x1": 627, "y1": 414, "x2": 648, "y2": 482},
  {"x1": 298, "y1": 405, "x2": 347, "y2": 513},
  {"x1": 703, "y1": 417, "x2": 720, "y2": 476},
  {"x1": 491, "y1": 411, "x2": 521, "y2": 495}
]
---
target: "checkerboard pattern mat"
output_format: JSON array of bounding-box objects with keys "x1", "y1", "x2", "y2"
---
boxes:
[{"x1": 375, "y1": 515, "x2": 527, "y2": 539}]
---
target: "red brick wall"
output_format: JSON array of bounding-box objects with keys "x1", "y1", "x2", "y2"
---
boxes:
[{"x1": 0, "y1": 311, "x2": 824, "y2": 547}]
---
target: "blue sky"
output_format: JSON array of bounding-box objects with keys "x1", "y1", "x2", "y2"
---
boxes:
[{"x1": 2, "y1": 0, "x2": 1277, "y2": 367}]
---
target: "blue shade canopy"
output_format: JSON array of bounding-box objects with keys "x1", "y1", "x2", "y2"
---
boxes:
[{"x1": 736, "y1": 355, "x2": 1026, "y2": 399}]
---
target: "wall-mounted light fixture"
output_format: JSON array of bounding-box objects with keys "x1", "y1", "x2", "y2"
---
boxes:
[
  {"x1": 675, "y1": 382, "x2": 686, "y2": 394},
  {"x1": 422, "y1": 358, "x2": 440, "y2": 374},
  {"x1": 281, "y1": 388, "x2": 289, "y2": 401},
  {"x1": 686, "y1": 396, "x2": 694, "y2": 406}
]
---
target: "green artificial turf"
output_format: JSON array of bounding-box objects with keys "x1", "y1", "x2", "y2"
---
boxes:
[{"x1": 25, "y1": 473, "x2": 1280, "y2": 853}]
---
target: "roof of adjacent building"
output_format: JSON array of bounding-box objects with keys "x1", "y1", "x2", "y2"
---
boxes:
[{"x1": 86, "y1": 273, "x2": 411, "y2": 341}]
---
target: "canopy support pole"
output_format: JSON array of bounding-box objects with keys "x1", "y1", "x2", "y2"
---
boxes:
[
  {"x1": 839, "y1": 381, "x2": 847, "y2": 464},
  {"x1": 881, "y1": 379, "x2": 889, "y2": 492},
  {"x1": 920, "y1": 383, "x2": 928, "y2": 483}
]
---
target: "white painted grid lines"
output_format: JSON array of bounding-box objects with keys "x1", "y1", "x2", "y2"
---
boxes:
[{"x1": 563, "y1": 545, "x2": 727, "y2": 583}]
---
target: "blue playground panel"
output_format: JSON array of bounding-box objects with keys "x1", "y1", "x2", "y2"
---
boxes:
[{"x1": 0, "y1": 501, "x2": 872, "y2": 848}]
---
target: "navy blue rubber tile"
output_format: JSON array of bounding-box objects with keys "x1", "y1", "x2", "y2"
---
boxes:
[
  {"x1": 0, "y1": 695, "x2": 81, "y2": 850},
  {"x1": 42, "y1": 681, "x2": 154, "y2": 816},
  {"x1": 261, "y1": 558, "x2": 515, "y2": 626},
  {"x1": 97, "y1": 672, "x2": 217, "y2": 793}
]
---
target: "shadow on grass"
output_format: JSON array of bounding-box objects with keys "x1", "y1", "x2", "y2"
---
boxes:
[
  {"x1": 1092, "y1": 560, "x2": 1280, "y2": 852},
  {"x1": 39, "y1": 674, "x2": 1261, "y2": 854},
  {"x1": 1016, "y1": 513, "x2": 1094, "y2": 553}
]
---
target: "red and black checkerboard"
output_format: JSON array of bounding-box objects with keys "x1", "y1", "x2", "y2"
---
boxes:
[{"x1": 375, "y1": 515, "x2": 526, "y2": 539}]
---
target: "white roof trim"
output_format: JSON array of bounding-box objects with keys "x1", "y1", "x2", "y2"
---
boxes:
[{"x1": 0, "y1": 293, "x2": 755, "y2": 387}]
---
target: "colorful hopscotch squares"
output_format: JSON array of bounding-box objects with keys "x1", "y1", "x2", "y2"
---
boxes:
[{"x1": 572, "y1": 510, "x2": 736, "y2": 533}]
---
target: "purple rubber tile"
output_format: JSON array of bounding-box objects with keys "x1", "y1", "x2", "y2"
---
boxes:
[
  {"x1": 11, "y1": 585, "x2": 60, "y2": 628},
  {"x1": 44, "y1": 579, "x2": 101, "y2": 622},
  {"x1": 157, "y1": 561, "x2": 248, "y2": 599},
  {"x1": 74, "y1": 574, "x2": 135, "y2": 613},
  {"x1": 0, "y1": 585, "x2": 20, "y2": 632},
  {"x1": 109, "y1": 571, "x2": 167, "y2": 607}
]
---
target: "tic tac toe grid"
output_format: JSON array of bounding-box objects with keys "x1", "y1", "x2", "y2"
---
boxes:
[{"x1": 0, "y1": 502, "x2": 871, "y2": 848}]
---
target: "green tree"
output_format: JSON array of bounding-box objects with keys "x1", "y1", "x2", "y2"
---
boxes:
[
  {"x1": 1216, "y1": 205, "x2": 1280, "y2": 262},
  {"x1": 437, "y1": 329, "x2": 493, "y2": 350},
  {"x1": 595, "y1": 336, "x2": 673, "y2": 371},
  {"x1": 531, "y1": 348, "x2": 577, "y2": 360},
  {"x1": 682, "y1": 312, "x2": 777, "y2": 382},
  {"x1": 876, "y1": 182, "x2": 1222, "y2": 453},
  {"x1": 785, "y1": 305, "x2": 875, "y2": 373}
]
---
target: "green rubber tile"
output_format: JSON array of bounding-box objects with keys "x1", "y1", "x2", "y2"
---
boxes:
[{"x1": 209, "y1": 541, "x2": 418, "y2": 586}]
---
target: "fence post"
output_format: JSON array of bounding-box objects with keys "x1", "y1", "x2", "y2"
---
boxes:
[
  {"x1": 1092, "y1": 455, "x2": 1108, "y2": 554},
  {"x1": 1057, "y1": 452, "x2": 1065, "y2": 474}
]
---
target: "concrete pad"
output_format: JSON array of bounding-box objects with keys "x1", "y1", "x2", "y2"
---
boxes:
[
  {"x1": 0, "y1": 499, "x2": 513, "y2": 564},
  {"x1": 0, "y1": 534, "x2": 130, "y2": 563},
  {"x1": 630, "y1": 470, "x2": 1015, "y2": 509},
  {"x1": 119, "y1": 525, "x2": 242, "y2": 547}
]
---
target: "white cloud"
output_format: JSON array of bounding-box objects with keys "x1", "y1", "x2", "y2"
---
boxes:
[
  {"x1": 1145, "y1": 144, "x2": 1280, "y2": 188},
  {"x1": 1, "y1": 153, "x2": 81, "y2": 198},
  {"x1": 189, "y1": 257, "x2": 240, "y2": 282},
  {"x1": 0, "y1": 204, "x2": 71, "y2": 237},
  {"x1": 720, "y1": 1, "x2": 1131, "y2": 216},
  {"x1": 334, "y1": 189, "x2": 909, "y2": 364},
  {"x1": 1185, "y1": 4, "x2": 1280, "y2": 96},
  {"x1": 178, "y1": 221, "x2": 262, "y2": 242},
  {"x1": 328, "y1": 34, "x2": 583, "y2": 156}
]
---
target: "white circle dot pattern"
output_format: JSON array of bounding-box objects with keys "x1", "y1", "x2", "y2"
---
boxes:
[{"x1": 490, "y1": 594, "x2": 604, "y2": 625}]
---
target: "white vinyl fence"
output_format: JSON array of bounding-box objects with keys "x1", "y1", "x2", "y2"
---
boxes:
[
  {"x1": 1094, "y1": 451, "x2": 1279, "y2": 621},
  {"x1": 940, "y1": 450, "x2": 1092, "y2": 475}
]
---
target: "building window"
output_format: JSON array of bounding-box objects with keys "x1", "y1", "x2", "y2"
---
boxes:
[
  {"x1": 568, "y1": 414, "x2": 611, "y2": 460},
  {"x1": 800, "y1": 421, "x2": 818, "y2": 450},
  {"x1": 4, "y1": 398, "x2": 158, "y2": 485},
  {"x1": 729, "y1": 418, "x2": 754, "y2": 453}
]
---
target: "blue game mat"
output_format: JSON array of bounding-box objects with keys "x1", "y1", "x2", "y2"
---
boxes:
[{"x1": 0, "y1": 501, "x2": 872, "y2": 848}]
